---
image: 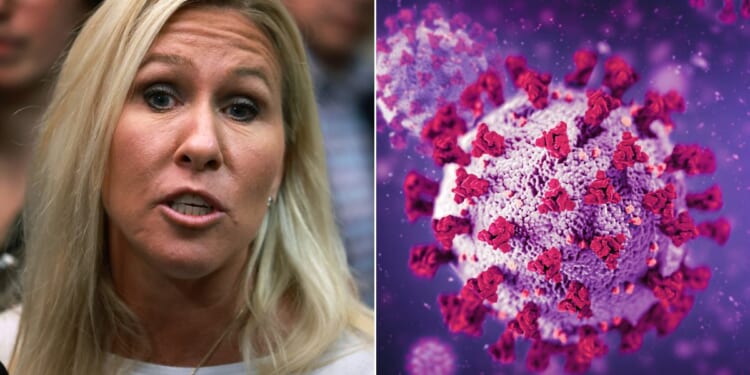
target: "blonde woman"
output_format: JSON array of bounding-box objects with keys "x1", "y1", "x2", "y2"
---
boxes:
[{"x1": 6, "y1": 0, "x2": 373, "y2": 374}]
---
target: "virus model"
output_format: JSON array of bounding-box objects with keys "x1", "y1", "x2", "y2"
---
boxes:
[{"x1": 378, "y1": 4, "x2": 731, "y2": 373}]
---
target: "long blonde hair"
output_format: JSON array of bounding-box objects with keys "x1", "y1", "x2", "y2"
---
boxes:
[{"x1": 11, "y1": 0, "x2": 372, "y2": 374}]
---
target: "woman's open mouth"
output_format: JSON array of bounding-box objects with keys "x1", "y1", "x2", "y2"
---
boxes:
[{"x1": 160, "y1": 192, "x2": 225, "y2": 229}]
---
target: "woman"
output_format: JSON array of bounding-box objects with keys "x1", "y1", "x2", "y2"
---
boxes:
[{"x1": 7, "y1": 0, "x2": 373, "y2": 374}]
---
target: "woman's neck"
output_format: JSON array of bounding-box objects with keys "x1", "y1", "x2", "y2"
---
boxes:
[
  {"x1": 110, "y1": 259, "x2": 248, "y2": 366},
  {"x1": 132, "y1": 301, "x2": 245, "y2": 367}
]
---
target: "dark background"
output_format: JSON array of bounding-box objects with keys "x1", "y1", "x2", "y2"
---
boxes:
[{"x1": 376, "y1": 0, "x2": 750, "y2": 374}]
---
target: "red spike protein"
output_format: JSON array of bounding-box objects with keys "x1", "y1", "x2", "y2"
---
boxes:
[{"x1": 378, "y1": 4, "x2": 731, "y2": 374}]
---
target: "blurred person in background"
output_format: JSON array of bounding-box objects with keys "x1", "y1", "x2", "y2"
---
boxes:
[
  {"x1": 282, "y1": 0, "x2": 374, "y2": 306},
  {"x1": 0, "y1": 0, "x2": 101, "y2": 360}
]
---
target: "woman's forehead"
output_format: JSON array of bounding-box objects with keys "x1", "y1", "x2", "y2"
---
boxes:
[{"x1": 144, "y1": 6, "x2": 281, "y2": 85}]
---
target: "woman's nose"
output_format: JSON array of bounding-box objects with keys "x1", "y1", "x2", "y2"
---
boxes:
[{"x1": 173, "y1": 103, "x2": 224, "y2": 171}]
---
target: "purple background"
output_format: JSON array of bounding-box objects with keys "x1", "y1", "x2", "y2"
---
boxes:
[{"x1": 376, "y1": 0, "x2": 750, "y2": 374}]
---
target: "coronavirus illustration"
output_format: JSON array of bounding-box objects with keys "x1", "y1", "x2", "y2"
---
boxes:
[{"x1": 377, "y1": 3, "x2": 737, "y2": 374}]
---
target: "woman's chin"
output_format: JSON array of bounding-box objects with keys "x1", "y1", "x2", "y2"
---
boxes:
[
  {"x1": 146, "y1": 252, "x2": 227, "y2": 281},
  {"x1": 142, "y1": 241, "x2": 249, "y2": 283}
]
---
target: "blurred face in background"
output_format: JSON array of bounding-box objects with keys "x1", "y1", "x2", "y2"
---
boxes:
[
  {"x1": 282, "y1": 0, "x2": 372, "y2": 66},
  {"x1": 0, "y1": 0, "x2": 89, "y2": 92}
]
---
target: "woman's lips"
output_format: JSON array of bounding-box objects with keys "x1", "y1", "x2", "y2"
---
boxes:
[
  {"x1": 158, "y1": 189, "x2": 227, "y2": 228},
  {"x1": 161, "y1": 189, "x2": 227, "y2": 212}
]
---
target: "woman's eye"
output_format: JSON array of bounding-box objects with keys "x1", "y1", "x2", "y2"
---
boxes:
[
  {"x1": 143, "y1": 85, "x2": 178, "y2": 111},
  {"x1": 225, "y1": 98, "x2": 260, "y2": 122}
]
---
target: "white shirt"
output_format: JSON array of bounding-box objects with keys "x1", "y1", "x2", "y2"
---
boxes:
[
  {"x1": 125, "y1": 341, "x2": 373, "y2": 374},
  {"x1": 0, "y1": 307, "x2": 373, "y2": 374},
  {"x1": 123, "y1": 331, "x2": 373, "y2": 375},
  {"x1": 0, "y1": 305, "x2": 20, "y2": 365}
]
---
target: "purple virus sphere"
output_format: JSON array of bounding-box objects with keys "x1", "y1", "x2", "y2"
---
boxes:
[
  {"x1": 405, "y1": 336, "x2": 457, "y2": 375},
  {"x1": 385, "y1": 4, "x2": 732, "y2": 374},
  {"x1": 377, "y1": 4, "x2": 502, "y2": 149}
]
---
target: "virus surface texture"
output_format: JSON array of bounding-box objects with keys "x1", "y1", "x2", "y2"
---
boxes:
[{"x1": 386, "y1": 5, "x2": 731, "y2": 374}]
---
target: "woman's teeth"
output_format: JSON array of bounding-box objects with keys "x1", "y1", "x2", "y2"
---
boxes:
[
  {"x1": 170, "y1": 202, "x2": 212, "y2": 216},
  {"x1": 169, "y1": 194, "x2": 213, "y2": 216}
]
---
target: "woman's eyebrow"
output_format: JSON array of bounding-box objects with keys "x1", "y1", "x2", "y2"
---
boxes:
[
  {"x1": 138, "y1": 53, "x2": 273, "y2": 88},
  {"x1": 231, "y1": 67, "x2": 273, "y2": 89},
  {"x1": 139, "y1": 53, "x2": 193, "y2": 69}
]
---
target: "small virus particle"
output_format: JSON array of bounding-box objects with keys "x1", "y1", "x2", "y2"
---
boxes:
[
  {"x1": 381, "y1": 4, "x2": 731, "y2": 374},
  {"x1": 405, "y1": 337, "x2": 457, "y2": 375},
  {"x1": 376, "y1": 4, "x2": 503, "y2": 148}
]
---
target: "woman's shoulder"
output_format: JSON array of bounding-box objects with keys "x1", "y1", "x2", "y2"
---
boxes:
[
  {"x1": 311, "y1": 330, "x2": 373, "y2": 375},
  {"x1": 0, "y1": 305, "x2": 21, "y2": 365}
]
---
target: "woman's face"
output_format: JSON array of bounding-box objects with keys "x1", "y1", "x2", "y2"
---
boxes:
[
  {"x1": 0, "y1": 0, "x2": 89, "y2": 91},
  {"x1": 102, "y1": 7, "x2": 285, "y2": 281}
]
